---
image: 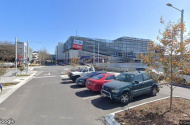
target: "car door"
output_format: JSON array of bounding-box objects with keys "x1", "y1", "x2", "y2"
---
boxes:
[
  {"x1": 81, "y1": 67, "x2": 88, "y2": 76},
  {"x1": 131, "y1": 74, "x2": 144, "y2": 97},
  {"x1": 142, "y1": 73, "x2": 153, "y2": 94}
]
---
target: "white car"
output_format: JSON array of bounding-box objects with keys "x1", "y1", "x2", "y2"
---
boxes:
[
  {"x1": 69, "y1": 66, "x2": 95, "y2": 82},
  {"x1": 175, "y1": 70, "x2": 190, "y2": 85}
]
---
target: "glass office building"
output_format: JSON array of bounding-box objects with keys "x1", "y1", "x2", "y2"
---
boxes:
[{"x1": 63, "y1": 36, "x2": 150, "y2": 63}]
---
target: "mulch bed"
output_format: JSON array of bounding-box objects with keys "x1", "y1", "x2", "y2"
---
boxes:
[
  {"x1": 1, "y1": 82, "x2": 19, "y2": 86},
  {"x1": 115, "y1": 97, "x2": 190, "y2": 125}
]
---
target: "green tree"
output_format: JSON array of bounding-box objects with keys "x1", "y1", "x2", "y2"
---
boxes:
[{"x1": 142, "y1": 17, "x2": 190, "y2": 111}]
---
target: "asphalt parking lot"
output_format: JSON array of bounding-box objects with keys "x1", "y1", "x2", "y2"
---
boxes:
[{"x1": 60, "y1": 73, "x2": 169, "y2": 118}]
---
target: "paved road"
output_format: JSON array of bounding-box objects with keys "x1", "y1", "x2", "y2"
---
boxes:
[{"x1": 0, "y1": 65, "x2": 189, "y2": 125}]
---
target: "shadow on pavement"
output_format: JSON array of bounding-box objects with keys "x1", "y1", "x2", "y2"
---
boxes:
[
  {"x1": 173, "y1": 84, "x2": 190, "y2": 89},
  {"x1": 70, "y1": 84, "x2": 85, "y2": 89},
  {"x1": 91, "y1": 94, "x2": 153, "y2": 110},
  {"x1": 75, "y1": 90, "x2": 100, "y2": 98},
  {"x1": 62, "y1": 78, "x2": 70, "y2": 81},
  {"x1": 60, "y1": 81, "x2": 73, "y2": 84}
]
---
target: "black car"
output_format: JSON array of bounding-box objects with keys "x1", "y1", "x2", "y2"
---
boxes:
[{"x1": 76, "y1": 71, "x2": 106, "y2": 86}]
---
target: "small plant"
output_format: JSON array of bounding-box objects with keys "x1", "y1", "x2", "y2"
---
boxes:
[
  {"x1": 18, "y1": 63, "x2": 25, "y2": 75},
  {"x1": 0, "y1": 61, "x2": 7, "y2": 76}
]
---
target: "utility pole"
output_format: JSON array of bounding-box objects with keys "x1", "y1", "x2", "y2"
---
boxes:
[
  {"x1": 15, "y1": 37, "x2": 17, "y2": 75},
  {"x1": 27, "y1": 40, "x2": 29, "y2": 74}
]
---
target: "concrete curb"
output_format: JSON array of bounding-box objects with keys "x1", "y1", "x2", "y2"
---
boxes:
[
  {"x1": 105, "y1": 96, "x2": 190, "y2": 125},
  {"x1": 0, "y1": 71, "x2": 37, "y2": 104}
]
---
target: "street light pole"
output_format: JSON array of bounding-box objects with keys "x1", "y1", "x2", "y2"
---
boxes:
[
  {"x1": 27, "y1": 40, "x2": 29, "y2": 74},
  {"x1": 15, "y1": 37, "x2": 17, "y2": 75},
  {"x1": 167, "y1": 3, "x2": 184, "y2": 54}
]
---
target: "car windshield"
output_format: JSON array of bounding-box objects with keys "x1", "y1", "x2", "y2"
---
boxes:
[
  {"x1": 78, "y1": 68, "x2": 84, "y2": 72},
  {"x1": 116, "y1": 73, "x2": 135, "y2": 82},
  {"x1": 91, "y1": 74, "x2": 104, "y2": 80},
  {"x1": 88, "y1": 72, "x2": 96, "y2": 77}
]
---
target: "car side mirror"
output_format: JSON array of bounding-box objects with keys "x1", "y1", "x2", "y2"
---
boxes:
[{"x1": 133, "y1": 81, "x2": 139, "y2": 84}]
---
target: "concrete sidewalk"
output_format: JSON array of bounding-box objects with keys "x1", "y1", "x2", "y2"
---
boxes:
[{"x1": 0, "y1": 68, "x2": 38, "y2": 104}]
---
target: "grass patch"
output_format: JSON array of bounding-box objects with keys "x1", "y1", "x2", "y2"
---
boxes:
[
  {"x1": 1, "y1": 82, "x2": 19, "y2": 86},
  {"x1": 115, "y1": 97, "x2": 190, "y2": 125}
]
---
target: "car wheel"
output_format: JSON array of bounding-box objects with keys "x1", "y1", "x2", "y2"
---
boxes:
[
  {"x1": 182, "y1": 79, "x2": 186, "y2": 85},
  {"x1": 120, "y1": 92, "x2": 130, "y2": 104},
  {"x1": 150, "y1": 86, "x2": 157, "y2": 96}
]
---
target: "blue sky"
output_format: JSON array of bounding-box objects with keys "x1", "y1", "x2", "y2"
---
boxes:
[{"x1": 0, "y1": 0, "x2": 189, "y2": 54}]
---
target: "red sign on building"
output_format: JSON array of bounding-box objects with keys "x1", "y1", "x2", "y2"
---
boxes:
[{"x1": 73, "y1": 40, "x2": 83, "y2": 50}]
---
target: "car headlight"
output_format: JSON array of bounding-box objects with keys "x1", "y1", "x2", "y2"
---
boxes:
[{"x1": 111, "y1": 89, "x2": 120, "y2": 93}]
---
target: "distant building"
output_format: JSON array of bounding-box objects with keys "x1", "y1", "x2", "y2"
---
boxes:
[
  {"x1": 55, "y1": 42, "x2": 64, "y2": 63},
  {"x1": 17, "y1": 41, "x2": 27, "y2": 63},
  {"x1": 55, "y1": 36, "x2": 150, "y2": 64},
  {"x1": 32, "y1": 51, "x2": 39, "y2": 64}
]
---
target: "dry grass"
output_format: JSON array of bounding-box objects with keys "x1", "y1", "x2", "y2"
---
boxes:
[
  {"x1": 115, "y1": 97, "x2": 190, "y2": 125},
  {"x1": 1, "y1": 82, "x2": 19, "y2": 86}
]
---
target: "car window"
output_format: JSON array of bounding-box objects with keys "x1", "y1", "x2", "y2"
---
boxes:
[
  {"x1": 133, "y1": 74, "x2": 143, "y2": 83},
  {"x1": 88, "y1": 72, "x2": 96, "y2": 77},
  {"x1": 116, "y1": 73, "x2": 134, "y2": 82},
  {"x1": 136, "y1": 68, "x2": 146, "y2": 71},
  {"x1": 143, "y1": 74, "x2": 151, "y2": 81},
  {"x1": 105, "y1": 75, "x2": 115, "y2": 80},
  {"x1": 83, "y1": 67, "x2": 88, "y2": 72},
  {"x1": 92, "y1": 74, "x2": 104, "y2": 80},
  {"x1": 89, "y1": 67, "x2": 94, "y2": 71}
]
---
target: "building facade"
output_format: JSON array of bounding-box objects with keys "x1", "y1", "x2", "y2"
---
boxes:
[
  {"x1": 55, "y1": 42, "x2": 64, "y2": 63},
  {"x1": 57, "y1": 36, "x2": 150, "y2": 64},
  {"x1": 17, "y1": 42, "x2": 27, "y2": 63}
]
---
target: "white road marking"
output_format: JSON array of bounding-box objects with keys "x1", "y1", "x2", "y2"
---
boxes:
[
  {"x1": 44, "y1": 73, "x2": 50, "y2": 76},
  {"x1": 74, "y1": 87, "x2": 88, "y2": 91},
  {"x1": 83, "y1": 95, "x2": 101, "y2": 100},
  {"x1": 65, "y1": 69, "x2": 68, "y2": 71},
  {"x1": 34, "y1": 76, "x2": 57, "y2": 79},
  {"x1": 60, "y1": 75, "x2": 69, "y2": 78}
]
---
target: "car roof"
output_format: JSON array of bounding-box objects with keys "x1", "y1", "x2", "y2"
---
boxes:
[
  {"x1": 122, "y1": 71, "x2": 145, "y2": 75},
  {"x1": 99, "y1": 73, "x2": 115, "y2": 76},
  {"x1": 95, "y1": 71, "x2": 107, "y2": 74}
]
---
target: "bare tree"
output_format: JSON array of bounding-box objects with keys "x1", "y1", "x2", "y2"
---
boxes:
[
  {"x1": 38, "y1": 49, "x2": 50, "y2": 65},
  {"x1": 0, "y1": 41, "x2": 15, "y2": 62}
]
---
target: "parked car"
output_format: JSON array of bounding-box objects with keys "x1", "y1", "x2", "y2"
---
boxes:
[
  {"x1": 76, "y1": 71, "x2": 106, "y2": 86},
  {"x1": 136, "y1": 68, "x2": 164, "y2": 81},
  {"x1": 68, "y1": 67, "x2": 80, "y2": 76},
  {"x1": 86, "y1": 73, "x2": 115, "y2": 92},
  {"x1": 101, "y1": 71, "x2": 160, "y2": 104},
  {"x1": 0, "y1": 84, "x2": 2, "y2": 94},
  {"x1": 69, "y1": 66, "x2": 95, "y2": 82},
  {"x1": 174, "y1": 70, "x2": 190, "y2": 85}
]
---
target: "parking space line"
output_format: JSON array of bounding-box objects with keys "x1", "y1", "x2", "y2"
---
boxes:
[
  {"x1": 83, "y1": 95, "x2": 101, "y2": 100},
  {"x1": 74, "y1": 88, "x2": 88, "y2": 91}
]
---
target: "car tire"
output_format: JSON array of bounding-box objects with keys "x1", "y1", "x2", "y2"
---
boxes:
[
  {"x1": 72, "y1": 76, "x2": 79, "y2": 83},
  {"x1": 120, "y1": 92, "x2": 130, "y2": 104},
  {"x1": 150, "y1": 86, "x2": 157, "y2": 96},
  {"x1": 182, "y1": 79, "x2": 186, "y2": 85}
]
